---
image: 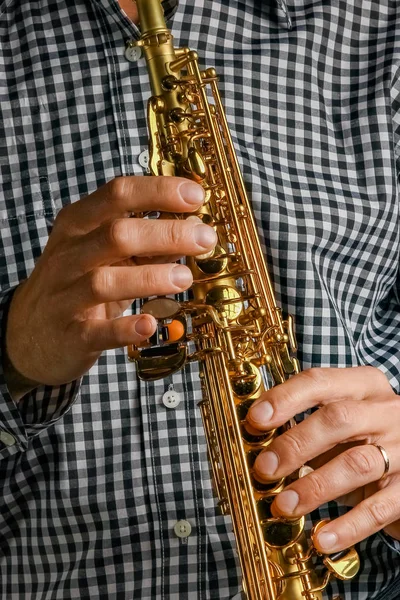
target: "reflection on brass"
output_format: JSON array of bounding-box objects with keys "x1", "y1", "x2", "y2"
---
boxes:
[
  {"x1": 230, "y1": 362, "x2": 261, "y2": 398},
  {"x1": 130, "y1": 1, "x2": 360, "y2": 597},
  {"x1": 205, "y1": 286, "x2": 242, "y2": 321},
  {"x1": 196, "y1": 245, "x2": 227, "y2": 275},
  {"x1": 323, "y1": 548, "x2": 361, "y2": 581},
  {"x1": 186, "y1": 147, "x2": 207, "y2": 181},
  {"x1": 130, "y1": 345, "x2": 187, "y2": 380}
]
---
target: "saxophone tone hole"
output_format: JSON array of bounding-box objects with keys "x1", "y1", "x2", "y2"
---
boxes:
[
  {"x1": 240, "y1": 424, "x2": 273, "y2": 446},
  {"x1": 261, "y1": 516, "x2": 305, "y2": 549}
]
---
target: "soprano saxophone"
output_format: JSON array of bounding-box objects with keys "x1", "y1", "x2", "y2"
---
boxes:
[{"x1": 128, "y1": 1, "x2": 360, "y2": 598}]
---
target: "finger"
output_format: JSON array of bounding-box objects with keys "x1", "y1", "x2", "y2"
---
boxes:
[
  {"x1": 74, "y1": 314, "x2": 157, "y2": 352},
  {"x1": 135, "y1": 254, "x2": 183, "y2": 266},
  {"x1": 70, "y1": 263, "x2": 193, "y2": 308},
  {"x1": 270, "y1": 443, "x2": 398, "y2": 518},
  {"x1": 247, "y1": 367, "x2": 391, "y2": 431},
  {"x1": 253, "y1": 398, "x2": 395, "y2": 480},
  {"x1": 53, "y1": 176, "x2": 205, "y2": 237},
  {"x1": 311, "y1": 479, "x2": 400, "y2": 553},
  {"x1": 63, "y1": 217, "x2": 217, "y2": 278},
  {"x1": 103, "y1": 255, "x2": 183, "y2": 268}
]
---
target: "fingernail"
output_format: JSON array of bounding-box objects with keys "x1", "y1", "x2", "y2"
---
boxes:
[
  {"x1": 134, "y1": 316, "x2": 154, "y2": 337},
  {"x1": 179, "y1": 182, "x2": 205, "y2": 205},
  {"x1": 256, "y1": 451, "x2": 279, "y2": 477},
  {"x1": 275, "y1": 490, "x2": 299, "y2": 515},
  {"x1": 249, "y1": 401, "x2": 274, "y2": 426},
  {"x1": 317, "y1": 531, "x2": 338, "y2": 552},
  {"x1": 170, "y1": 265, "x2": 193, "y2": 288},
  {"x1": 194, "y1": 224, "x2": 217, "y2": 249}
]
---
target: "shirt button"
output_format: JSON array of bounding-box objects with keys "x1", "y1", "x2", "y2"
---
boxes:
[
  {"x1": 174, "y1": 520, "x2": 192, "y2": 539},
  {"x1": 162, "y1": 389, "x2": 181, "y2": 409},
  {"x1": 0, "y1": 430, "x2": 16, "y2": 446},
  {"x1": 138, "y1": 149, "x2": 150, "y2": 170},
  {"x1": 125, "y1": 41, "x2": 142, "y2": 62}
]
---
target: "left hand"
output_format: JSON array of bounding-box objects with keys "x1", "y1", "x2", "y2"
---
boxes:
[{"x1": 247, "y1": 366, "x2": 400, "y2": 554}]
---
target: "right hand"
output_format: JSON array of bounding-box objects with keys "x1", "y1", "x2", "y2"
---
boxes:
[{"x1": 4, "y1": 176, "x2": 215, "y2": 393}]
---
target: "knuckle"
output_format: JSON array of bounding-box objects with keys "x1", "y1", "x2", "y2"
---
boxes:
[
  {"x1": 54, "y1": 205, "x2": 69, "y2": 228},
  {"x1": 89, "y1": 268, "x2": 109, "y2": 301},
  {"x1": 269, "y1": 385, "x2": 298, "y2": 413},
  {"x1": 107, "y1": 218, "x2": 130, "y2": 252},
  {"x1": 43, "y1": 242, "x2": 63, "y2": 270},
  {"x1": 78, "y1": 321, "x2": 92, "y2": 348},
  {"x1": 343, "y1": 447, "x2": 376, "y2": 478},
  {"x1": 345, "y1": 517, "x2": 363, "y2": 541},
  {"x1": 364, "y1": 366, "x2": 391, "y2": 391},
  {"x1": 53, "y1": 205, "x2": 75, "y2": 236},
  {"x1": 301, "y1": 367, "x2": 331, "y2": 390},
  {"x1": 155, "y1": 176, "x2": 177, "y2": 205},
  {"x1": 168, "y1": 220, "x2": 184, "y2": 247},
  {"x1": 322, "y1": 401, "x2": 354, "y2": 430},
  {"x1": 307, "y1": 472, "x2": 328, "y2": 502},
  {"x1": 366, "y1": 500, "x2": 394, "y2": 529},
  {"x1": 107, "y1": 177, "x2": 128, "y2": 206},
  {"x1": 282, "y1": 431, "x2": 305, "y2": 457},
  {"x1": 110, "y1": 319, "x2": 124, "y2": 346},
  {"x1": 141, "y1": 267, "x2": 159, "y2": 293}
]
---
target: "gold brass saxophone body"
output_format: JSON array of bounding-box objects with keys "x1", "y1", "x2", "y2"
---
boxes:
[{"x1": 128, "y1": 1, "x2": 360, "y2": 598}]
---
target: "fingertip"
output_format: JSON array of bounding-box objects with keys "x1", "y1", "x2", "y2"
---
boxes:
[
  {"x1": 134, "y1": 315, "x2": 156, "y2": 337},
  {"x1": 254, "y1": 450, "x2": 279, "y2": 479},
  {"x1": 178, "y1": 181, "x2": 205, "y2": 207},
  {"x1": 170, "y1": 264, "x2": 193, "y2": 289},
  {"x1": 315, "y1": 530, "x2": 338, "y2": 553},
  {"x1": 248, "y1": 400, "x2": 274, "y2": 428},
  {"x1": 274, "y1": 489, "x2": 299, "y2": 515}
]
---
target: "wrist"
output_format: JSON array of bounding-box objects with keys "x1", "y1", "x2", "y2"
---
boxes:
[
  {"x1": 2, "y1": 344, "x2": 40, "y2": 403},
  {"x1": 2, "y1": 282, "x2": 41, "y2": 403}
]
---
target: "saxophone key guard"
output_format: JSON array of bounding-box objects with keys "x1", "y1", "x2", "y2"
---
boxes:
[{"x1": 127, "y1": 297, "x2": 188, "y2": 380}]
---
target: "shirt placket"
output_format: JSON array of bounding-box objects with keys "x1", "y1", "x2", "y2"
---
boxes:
[{"x1": 91, "y1": 3, "x2": 207, "y2": 597}]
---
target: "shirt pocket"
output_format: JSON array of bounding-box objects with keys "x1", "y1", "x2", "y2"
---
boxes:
[
  {"x1": 0, "y1": 175, "x2": 55, "y2": 222},
  {"x1": 0, "y1": 175, "x2": 57, "y2": 289}
]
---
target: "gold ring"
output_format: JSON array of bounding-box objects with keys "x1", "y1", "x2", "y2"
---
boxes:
[{"x1": 371, "y1": 443, "x2": 390, "y2": 481}]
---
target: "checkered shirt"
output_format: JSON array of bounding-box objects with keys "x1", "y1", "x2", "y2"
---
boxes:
[{"x1": 0, "y1": 0, "x2": 399, "y2": 598}]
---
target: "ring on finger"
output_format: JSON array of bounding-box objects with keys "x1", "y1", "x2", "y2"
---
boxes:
[{"x1": 371, "y1": 443, "x2": 390, "y2": 481}]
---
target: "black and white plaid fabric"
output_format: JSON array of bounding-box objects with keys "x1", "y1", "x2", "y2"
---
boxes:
[{"x1": 0, "y1": 0, "x2": 399, "y2": 598}]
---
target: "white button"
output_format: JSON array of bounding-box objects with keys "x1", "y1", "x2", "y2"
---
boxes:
[
  {"x1": 138, "y1": 149, "x2": 149, "y2": 170},
  {"x1": 125, "y1": 43, "x2": 142, "y2": 62},
  {"x1": 162, "y1": 390, "x2": 181, "y2": 409},
  {"x1": 174, "y1": 520, "x2": 192, "y2": 538},
  {"x1": 0, "y1": 430, "x2": 16, "y2": 446}
]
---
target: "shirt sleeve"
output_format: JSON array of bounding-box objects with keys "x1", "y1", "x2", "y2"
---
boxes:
[
  {"x1": 392, "y1": 63, "x2": 400, "y2": 173},
  {"x1": 0, "y1": 286, "x2": 81, "y2": 459},
  {"x1": 379, "y1": 531, "x2": 400, "y2": 556}
]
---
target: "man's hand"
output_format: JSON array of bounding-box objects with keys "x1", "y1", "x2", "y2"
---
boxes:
[
  {"x1": 247, "y1": 366, "x2": 400, "y2": 552},
  {"x1": 4, "y1": 176, "x2": 215, "y2": 399}
]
